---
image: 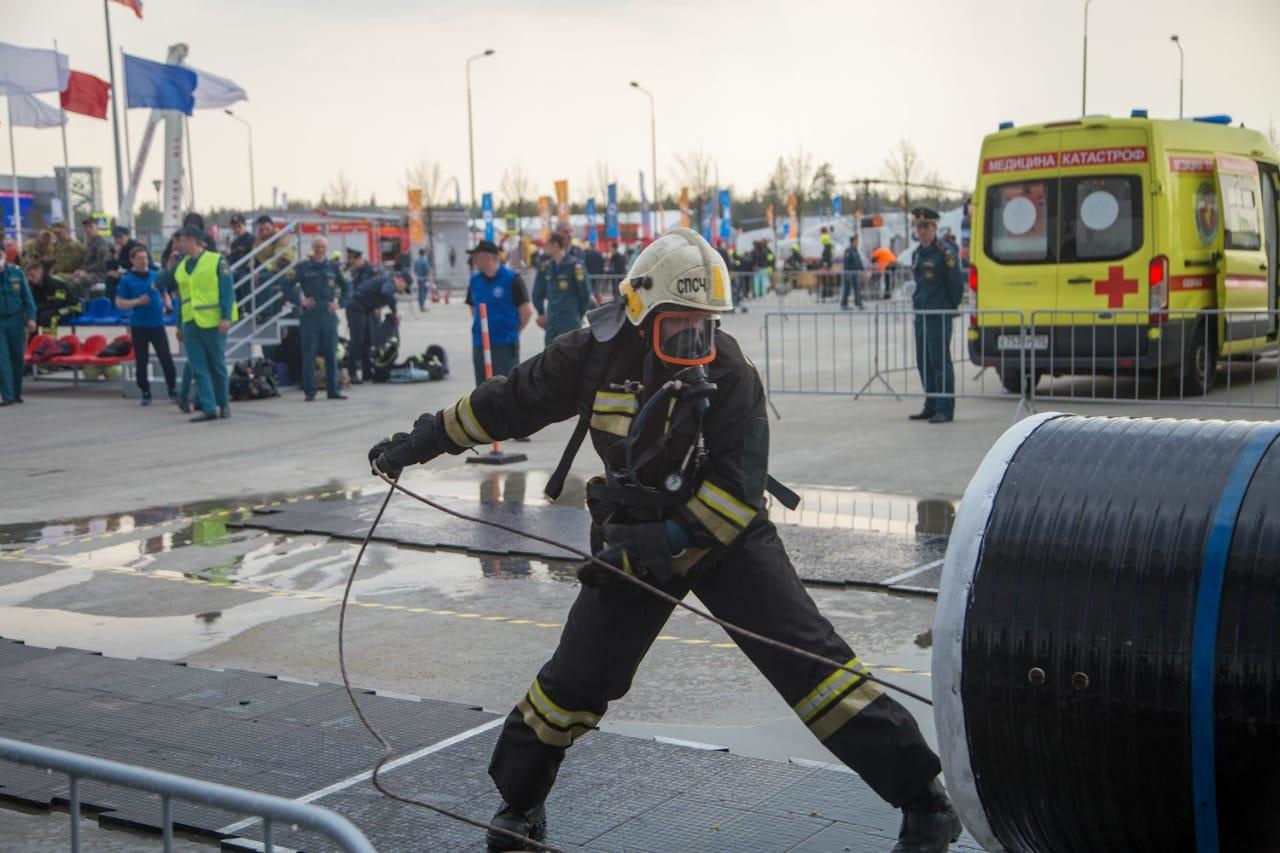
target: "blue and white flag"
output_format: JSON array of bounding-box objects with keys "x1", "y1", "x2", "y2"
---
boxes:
[
  {"x1": 700, "y1": 199, "x2": 713, "y2": 242},
  {"x1": 482, "y1": 192, "x2": 494, "y2": 242},
  {"x1": 189, "y1": 65, "x2": 247, "y2": 109},
  {"x1": 833, "y1": 195, "x2": 842, "y2": 218},
  {"x1": 123, "y1": 54, "x2": 197, "y2": 114},
  {"x1": 639, "y1": 171, "x2": 650, "y2": 239},
  {"x1": 586, "y1": 198, "x2": 598, "y2": 247},
  {"x1": 718, "y1": 189, "x2": 731, "y2": 240},
  {"x1": 605, "y1": 183, "x2": 619, "y2": 239}
]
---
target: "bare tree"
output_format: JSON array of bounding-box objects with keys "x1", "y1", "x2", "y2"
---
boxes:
[
  {"x1": 882, "y1": 138, "x2": 923, "y2": 218},
  {"x1": 404, "y1": 160, "x2": 453, "y2": 208},
  {"x1": 787, "y1": 147, "x2": 815, "y2": 236},
  {"x1": 671, "y1": 147, "x2": 717, "y2": 219},
  {"x1": 810, "y1": 162, "x2": 838, "y2": 211},
  {"x1": 322, "y1": 171, "x2": 358, "y2": 208},
  {"x1": 588, "y1": 160, "x2": 616, "y2": 204},
  {"x1": 500, "y1": 163, "x2": 533, "y2": 223}
]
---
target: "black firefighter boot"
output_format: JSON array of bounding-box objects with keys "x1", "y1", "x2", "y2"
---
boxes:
[
  {"x1": 891, "y1": 777, "x2": 963, "y2": 853},
  {"x1": 485, "y1": 801, "x2": 546, "y2": 852}
]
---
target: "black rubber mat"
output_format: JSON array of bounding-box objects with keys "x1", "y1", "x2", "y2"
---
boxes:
[
  {"x1": 0, "y1": 638, "x2": 979, "y2": 851},
  {"x1": 231, "y1": 495, "x2": 947, "y2": 594}
]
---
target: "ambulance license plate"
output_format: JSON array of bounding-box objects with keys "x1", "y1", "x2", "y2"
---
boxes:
[{"x1": 997, "y1": 334, "x2": 1049, "y2": 351}]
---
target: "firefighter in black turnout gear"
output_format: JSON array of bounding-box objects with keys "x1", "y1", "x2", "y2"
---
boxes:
[{"x1": 367, "y1": 228, "x2": 961, "y2": 853}]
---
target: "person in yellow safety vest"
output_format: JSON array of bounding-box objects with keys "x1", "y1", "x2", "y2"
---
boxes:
[{"x1": 173, "y1": 225, "x2": 238, "y2": 422}]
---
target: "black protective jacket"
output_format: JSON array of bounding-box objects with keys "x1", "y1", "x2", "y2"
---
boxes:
[{"x1": 431, "y1": 321, "x2": 769, "y2": 574}]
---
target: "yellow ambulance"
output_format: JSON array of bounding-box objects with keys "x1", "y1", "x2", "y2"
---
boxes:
[{"x1": 967, "y1": 113, "x2": 1280, "y2": 394}]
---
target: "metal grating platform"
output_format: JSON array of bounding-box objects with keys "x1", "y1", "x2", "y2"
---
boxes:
[
  {"x1": 230, "y1": 495, "x2": 946, "y2": 595},
  {"x1": 0, "y1": 638, "x2": 979, "y2": 851}
]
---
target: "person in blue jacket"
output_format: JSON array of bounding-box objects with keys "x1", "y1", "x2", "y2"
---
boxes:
[
  {"x1": 465, "y1": 239, "x2": 533, "y2": 385},
  {"x1": 115, "y1": 245, "x2": 177, "y2": 406}
]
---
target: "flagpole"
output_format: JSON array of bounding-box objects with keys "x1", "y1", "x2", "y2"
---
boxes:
[
  {"x1": 7, "y1": 100, "x2": 22, "y2": 252},
  {"x1": 184, "y1": 116, "x2": 195, "y2": 210},
  {"x1": 103, "y1": 0, "x2": 125, "y2": 217},
  {"x1": 120, "y1": 46, "x2": 132, "y2": 192},
  {"x1": 54, "y1": 39, "x2": 73, "y2": 224}
]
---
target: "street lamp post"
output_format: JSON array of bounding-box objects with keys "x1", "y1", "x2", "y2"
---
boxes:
[
  {"x1": 466, "y1": 49, "x2": 495, "y2": 245},
  {"x1": 630, "y1": 81, "x2": 659, "y2": 232},
  {"x1": 1170, "y1": 35, "x2": 1184, "y2": 119},
  {"x1": 1081, "y1": 0, "x2": 1094, "y2": 115},
  {"x1": 224, "y1": 109, "x2": 256, "y2": 211}
]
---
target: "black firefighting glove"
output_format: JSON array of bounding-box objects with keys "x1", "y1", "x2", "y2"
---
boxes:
[
  {"x1": 368, "y1": 412, "x2": 444, "y2": 477},
  {"x1": 576, "y1": 522, "x2": 674, "y2": 588}
]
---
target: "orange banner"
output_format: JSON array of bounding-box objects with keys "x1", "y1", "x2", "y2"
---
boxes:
[
  {"x1": 407, "y1": 189, "x2": 424, "y2": 244},
  {"x1": 679, "y1": 187, "x2": 690, "y2": 228},
  {"x1": 538, "y1": 195, "x2": 552, "y2": 242},
  {"x1": 787, "y1": 193, "x2": 799, "y2": 241},
  {"x1": 765, "y1": 203, "x2": 774, "y2": 226},
  {"x1": 554, "y1": 180, "x2": 570, "y2": 222}
]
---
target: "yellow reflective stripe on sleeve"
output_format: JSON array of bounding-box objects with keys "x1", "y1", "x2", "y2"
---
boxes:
[
  {"x1": 808, "y1": 679, "x2": 883, "y2": 742},
  {"x1": 592, "y1": 391, "x2": 638, "y2": 414},
  {"x1": 528, "y1": 678, "x2": 601, "y2": 730},
  {"x1": 442, "y1": 398, "x2": 480, "y2": 448},
  {"x1": 685, "y1": 495, "x2": 741, "y2": 545},
  {"x1": 457, "y1": 395, "x2": 493, "y2": 444},
  {"x1": 794, "y1": 655, "x2": 867, "y2": 723},
  {"x1": 589, "y1": 412, "x2": 632, "y2": 437},
  {"x1": 696, "y1": 481, "x2": 755, "y2": 528}
]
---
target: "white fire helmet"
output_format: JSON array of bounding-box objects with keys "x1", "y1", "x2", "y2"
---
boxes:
[{"x1": 619, "y1": 227, "x2": 733, "y2": 326}]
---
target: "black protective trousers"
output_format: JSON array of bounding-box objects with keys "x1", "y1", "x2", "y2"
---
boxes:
[{"x1": 487, "y1": 517, "x2": 941, "y2": 811}]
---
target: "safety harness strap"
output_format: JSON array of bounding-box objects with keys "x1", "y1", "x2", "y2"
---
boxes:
[{"x1": 545, "y1": 335, "x2": 616, "y2": 501}]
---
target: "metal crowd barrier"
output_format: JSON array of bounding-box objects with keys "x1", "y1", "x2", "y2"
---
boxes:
[
  {"x1": 1024, "y1": 308, "x2": 1280, "y2": 409},
  {"x1": 762, "y1": 307, "x2": 1026, "y2": 407},
  {"x1": 0, "y1": 736, "x2": 374, "y2": 853},
  {"x1": 763, "y1": 306, "x2": 1280, "y2": 414}
]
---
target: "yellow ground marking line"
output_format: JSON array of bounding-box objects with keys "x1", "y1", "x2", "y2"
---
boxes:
[
  {"x1": 0, "y1": 552, "x2": 932, "y2": 678},
  {"x1": 6, "y1": 490, "x2": 345, "y2": 556}
]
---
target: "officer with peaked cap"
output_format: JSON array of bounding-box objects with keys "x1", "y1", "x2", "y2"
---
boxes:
[
  {"x1": 908, "y1": 207, "x2": 963, "y2": 423},
  {"x1": 367, "y1": 228, "x2": 962, "y2": 852}
]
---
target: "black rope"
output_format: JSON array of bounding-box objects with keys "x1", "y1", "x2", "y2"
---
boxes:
[{"x1": 338, "y1": 474, "x2": 563, "y2": 853}]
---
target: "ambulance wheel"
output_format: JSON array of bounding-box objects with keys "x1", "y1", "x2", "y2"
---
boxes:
[
  {"x1": 1170, "y1": 322, "x2": 1218, "y2": 396},
  {"x1": 1000, "y1": 368, "x2": 1043, "y2": 395}
]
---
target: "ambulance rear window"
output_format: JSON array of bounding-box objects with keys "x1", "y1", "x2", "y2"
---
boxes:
[
  {"x1": 1060, "y1": 176, "x2": 1143, "y2": 262},
  {"x1": 1221, "y1": 173, "x2": 1262, "y2": 251},
  {"x1": 985, "y1": 181, "x2": 1054, "y2": 264}
]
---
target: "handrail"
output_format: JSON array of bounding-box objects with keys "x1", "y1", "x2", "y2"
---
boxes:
[
  {"x1": 227, "y1": 222, "x2": 296, "y2": 277},
  {"x1": 0, "y1": 736, "x2": 374, "y2": 853}
]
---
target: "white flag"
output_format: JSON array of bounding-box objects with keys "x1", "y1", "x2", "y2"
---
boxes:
[
  {"x1": 8, "y1": 93, "x2": 66, "y2": 128},
  {"x1": 0, "y1": 43, "x2": 69, "y2": 96},
  {"x1": 190, "y1": 66, "x2": 247, "y2": 109}
]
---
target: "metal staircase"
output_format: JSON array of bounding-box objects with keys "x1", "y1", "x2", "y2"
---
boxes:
[{"x1": 224, "y1": 222, "x2": 303, "y2": 361}]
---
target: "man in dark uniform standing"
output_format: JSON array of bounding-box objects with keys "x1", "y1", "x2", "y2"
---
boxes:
[
  {"x1": 531, "y1": 232, "x2": 591, "y2": 346},
  {"x1": 0, "y1": 255, "x2": 37, "y2": 405},
  {"x1": 346, "y1": 263, "x2": 406, "y2": 385},
  {"x1": 368, "y1": 228, "x2": 961, "y2": 853},
  {"x1": 291, "y1": 236, "x2": 350, "y2": 401},
  {"x1": 841, "y1": 234, "x2": 866, "y2": 310},
  {"x1": 908, "y1": 208, "x2": 964, "y2": 423}
]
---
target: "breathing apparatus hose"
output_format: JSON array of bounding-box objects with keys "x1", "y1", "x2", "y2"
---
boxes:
[{"x1": 338, "y1": 466, "x2": 934, "y2": 848}]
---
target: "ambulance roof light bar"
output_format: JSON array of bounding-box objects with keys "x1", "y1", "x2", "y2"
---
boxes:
[
  {"x1": 998, "y1": 121, "x2": 1015, "y2": 130},
  {"x1": 1192, "y1": 115, "x2": 1232, "y2": 125},
  {"x1": 1130, "y1": 109, "x2": 1149, "y2": 118}
]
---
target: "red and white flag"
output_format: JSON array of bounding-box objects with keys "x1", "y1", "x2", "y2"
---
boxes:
[
  {"x1": 60, "y1": 70, "x2": 110, "y2": 119},
  {"x1": 110, "y1": 0, "x2": 143, "y2": 18}
]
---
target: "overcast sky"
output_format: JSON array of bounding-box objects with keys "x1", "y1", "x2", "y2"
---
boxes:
[{"x1": 6, "y1": 0, "x2": 1278, "y2": 214}]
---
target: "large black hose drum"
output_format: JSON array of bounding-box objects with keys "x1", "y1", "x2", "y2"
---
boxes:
[{"x1": 934, "y1": 413, "x2": 1280, "y2": 853}]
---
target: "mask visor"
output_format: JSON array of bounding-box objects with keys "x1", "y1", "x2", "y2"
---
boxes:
[{"x1": 652, "y1": 311, "x2": 716, "y2": 366}]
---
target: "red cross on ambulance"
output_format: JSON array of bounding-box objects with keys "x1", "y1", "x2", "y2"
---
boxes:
[{"x1": 1094, "y1": 264, "x2": 1139, "y2": 308}]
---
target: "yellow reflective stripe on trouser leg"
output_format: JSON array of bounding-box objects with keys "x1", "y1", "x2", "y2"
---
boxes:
[
  {"x1": 684, "y1": 495, "x2": 741, "y2": 545},
  {"x1": 442, "y1": 397, "x2": 482, "y2": 448},
  {"x1": 808, "y1": 678, "x2": 883, "y2": 742},
  {"x1": 696, "y1": 481, "x2": 755, "y2": 528},
  {"x1": 792, "y1": 656, "x2": 884, "y2": 741},
  {"x1": 516, "y1": 678, "x2": 601, "y2": 748}
]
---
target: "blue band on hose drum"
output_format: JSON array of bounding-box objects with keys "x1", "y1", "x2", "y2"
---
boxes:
[{"x1": 1190, "y1": 424, "x2": 1280, "y2": 853}]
